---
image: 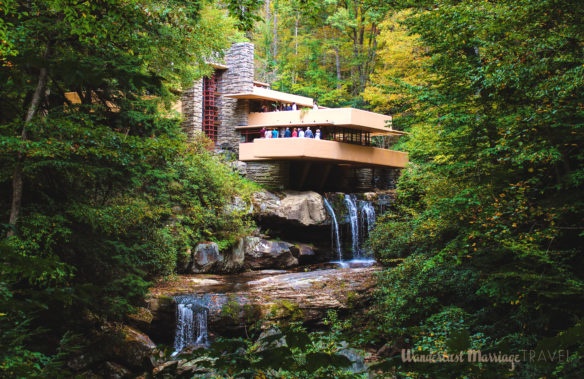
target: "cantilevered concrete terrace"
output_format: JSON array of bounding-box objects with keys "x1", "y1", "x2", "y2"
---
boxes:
[
  {"x1": 236, "y1": 108, "x2": 408, "y2": 169},
  {"x1": 239, "y1": 137, "x2": 408, "y2": 168}
]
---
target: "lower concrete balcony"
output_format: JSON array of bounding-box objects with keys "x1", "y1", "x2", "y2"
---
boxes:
[{"x1": 239, "y1": 137, "x2": 408, "y2": 168}]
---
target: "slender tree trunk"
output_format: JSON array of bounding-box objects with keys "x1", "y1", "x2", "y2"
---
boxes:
[
  {"x1": 294, "y1": 13, "x2": 298, "y2": 56},
  {"x1": 272, "y1": 0, "x2": 278, "y2": 59},
  {"x1": 7, "y1": 65, "x2": 48, "y2": 236},
  {"x1": 334, "y1": 46, "x2": 341, "y2": 89}
]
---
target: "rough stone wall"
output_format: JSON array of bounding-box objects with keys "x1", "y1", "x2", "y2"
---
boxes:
[
  {"x1": 354, "y1": 168, "x2": 374, "y2": 192},
  {"x1": 245, "y1": 161, "x2": 290, "y2": 191},
  {"x1": 217, "y1": 42, "x2": 254, "y2": 151},
  {"x1": 352, "y1": 167, "x2": 401, "y2": 191},
  {"x1": 375, "y1": 167, "x2": 400, "y2": 190},
  {"x1": 181, "y1": 79, "x2": 203, "y2": 141}
]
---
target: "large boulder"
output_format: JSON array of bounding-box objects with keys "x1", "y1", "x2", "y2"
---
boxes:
[
  {"x1": 252, "y1": 190, "x2": 327, "y2": 226},
  {"x1": 184, "y1": 241, "x2": 246, "y2": 274},
  {"x1": 240, "y1": 236, "x2": 299, "y2": 270},
  {"x1": 67, "y1": 323, "x2": 159, "y2": 377},
  {"x1": 190, "y1": 242, "x2": 222, "y2": 273}
]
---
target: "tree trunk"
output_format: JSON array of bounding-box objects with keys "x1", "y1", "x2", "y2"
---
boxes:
[
  {"x1": 334, "y1": 46, "x2": 341, "y2": 89},
  {"x1": 272, "y1": 0, "x2": 278, "y2": 59},
  {"x1": 7, "y1": 65, "x2": 48, "y2": 236}
]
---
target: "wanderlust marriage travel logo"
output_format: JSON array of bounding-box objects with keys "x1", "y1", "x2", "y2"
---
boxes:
[{"x1": 401, "y1": 349, "x2": 571, "y2": 372}]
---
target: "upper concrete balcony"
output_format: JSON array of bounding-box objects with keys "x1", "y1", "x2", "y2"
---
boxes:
[
  {"x1": 224, "y1": 86, "x2": 315, "y2": 108},
  {"x1": 242, "y1": 108, "x2": 403, "y2": 136},
  {"x1": 239, "y1": 137, "x2": 408, "y2": 168}
]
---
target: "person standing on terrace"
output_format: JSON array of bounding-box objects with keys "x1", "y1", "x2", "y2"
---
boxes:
[
  {"x1": 298, "y1": 128, "x2": 305, "y2": 138},
  {"x1": 305, "y1": 127, "x2": 314, "y2": 138},
  {"x1": 292, "y1": 128, "x2": 298, "y2": 137},
  {"x1": 272, "y1": 128, "x2": 279, "y2": 138}
]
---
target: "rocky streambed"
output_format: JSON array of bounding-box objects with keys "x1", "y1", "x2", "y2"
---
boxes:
[
  {"x1": 69, "y1": 189, "x2": 394, "y2": 377},
  {"x1": 146, "y1": 262, "x2": 381, "y2": 346}
]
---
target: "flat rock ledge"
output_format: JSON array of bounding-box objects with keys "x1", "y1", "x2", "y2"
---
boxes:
[{"x1": 147, "y1": 265, "x2": 380, "y2": 337}]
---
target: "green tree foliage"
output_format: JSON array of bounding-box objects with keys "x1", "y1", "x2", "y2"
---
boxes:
[
  {"x1": 223, "y1": 0, "x2": 265, "y2": 34},
  {"x1": 369, "y1": 0, "x2": 584, "y2": 377},
  {"x1": 0, "y1": 1, "x2": 252, "y2": 376},
  {"x1": 170, "y1": 314, "x2": 363, "y2": 378},
  {"x1": 362, "y1": 9, "x2": 433, "y2": 128},
  {"x1": 254, "y1": 0, "x2": 390, "y2": 107}
]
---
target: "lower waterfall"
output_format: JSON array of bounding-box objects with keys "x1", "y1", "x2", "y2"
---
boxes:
[{"x1": 173, "y1": 295, "x2": 210, "y2": 355}]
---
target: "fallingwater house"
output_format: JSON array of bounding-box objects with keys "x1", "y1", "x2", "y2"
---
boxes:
[{"x1": 181, "y1": 42, "x2": 408, "y2": 192}]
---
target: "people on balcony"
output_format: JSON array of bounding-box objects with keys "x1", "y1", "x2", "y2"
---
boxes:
[{"x1": 257, "y1": 126, "x2": 324, "y2": 140}]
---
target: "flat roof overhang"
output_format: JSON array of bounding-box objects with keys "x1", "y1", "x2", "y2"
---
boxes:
[
  {"x1": 239, "y1": 138, "x2": 408, "y2": 168},
  {"x1": 235, "y1": 108, "x2": 405, "y2": 136},
  {"x1": 224, "y1": 86, "x2": 314, "y2": 108}
]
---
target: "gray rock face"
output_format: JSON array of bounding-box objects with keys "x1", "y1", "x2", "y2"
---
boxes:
[
  {"x1": 184, "y1": 237, "x2": 319, "y2": 274},
  {"x1": 147, "y1": 265, "x2": 380, "y2": 342},
  {"x1": 186, "y1": 241, "x2": 247, "y2": 274},
  {"x1": 241, "y1": 236, "x2": 299, "y2": 269},
  {"x1": 68, "y1": 323, "x2": 158, "y2": 377},
  {"x1": 190, "y1": 242, "x2": 223, "y2": 273},
  {"x1": 252, "y1": 190, "x2": 327, "y2": 226}
]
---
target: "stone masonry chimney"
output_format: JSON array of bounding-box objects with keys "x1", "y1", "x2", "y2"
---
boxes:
[{"x1": 181, "y1": 42, "x2": 255, "y2": 151}]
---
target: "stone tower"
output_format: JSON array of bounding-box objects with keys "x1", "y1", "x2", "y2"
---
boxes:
[{"x1": 181, "y1": 42, "x2": 255, "y2": 152}]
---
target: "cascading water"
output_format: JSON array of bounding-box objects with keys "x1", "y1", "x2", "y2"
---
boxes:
[
  {"x1": 344, "y1": 194, "x2": 360, "y2": 256},
  {"x1": 324, "y1": 194, "x2": 378, "y2": 265},
  {"x1": 358, "y1": 200, "x2": 376, "y2": 259},
  {"x1": 173, "y1": 295, "x2": 210, "y2": 355},
  {"x1": 323, "y1": 198, "x2": 343, "y2": 262},
  {"x1": 359, "y1": 200, "x2": 376, "y2": 234}
]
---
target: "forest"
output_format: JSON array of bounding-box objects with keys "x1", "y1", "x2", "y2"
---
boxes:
[{"x1": 1, "y1": 0, "x2": 582, "y2": 378}]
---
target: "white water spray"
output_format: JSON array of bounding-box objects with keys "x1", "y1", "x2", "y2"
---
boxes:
[
  {"x1": 173, "y1": 295, "x2": 209, "y2": 355},
  {"x1": 344, "y1": 194, "x2": 360, "y2": 256},
  {"x1": 323, "y1": 198, "x2": 343, "y2": 262}
]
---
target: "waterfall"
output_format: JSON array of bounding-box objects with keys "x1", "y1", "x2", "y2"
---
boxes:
[
  {"x1": 324, "y1": 194, "x2": 378, "y2": 263},
  {"x1": 359, "y1": 200, "x2": 376, "y2": 234},
  {"x1": 173, "y1": 295, "x2": 210, "y2": 355},
  {"x1": 344, "y1": 194, "x2": 360, "y2": 256},
  {"x1": 323, "y1": 198, "x2": 343, "y2": 262},
  {"x1": 358, "y1": 200, "x2": 376, "y2": 258}
]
